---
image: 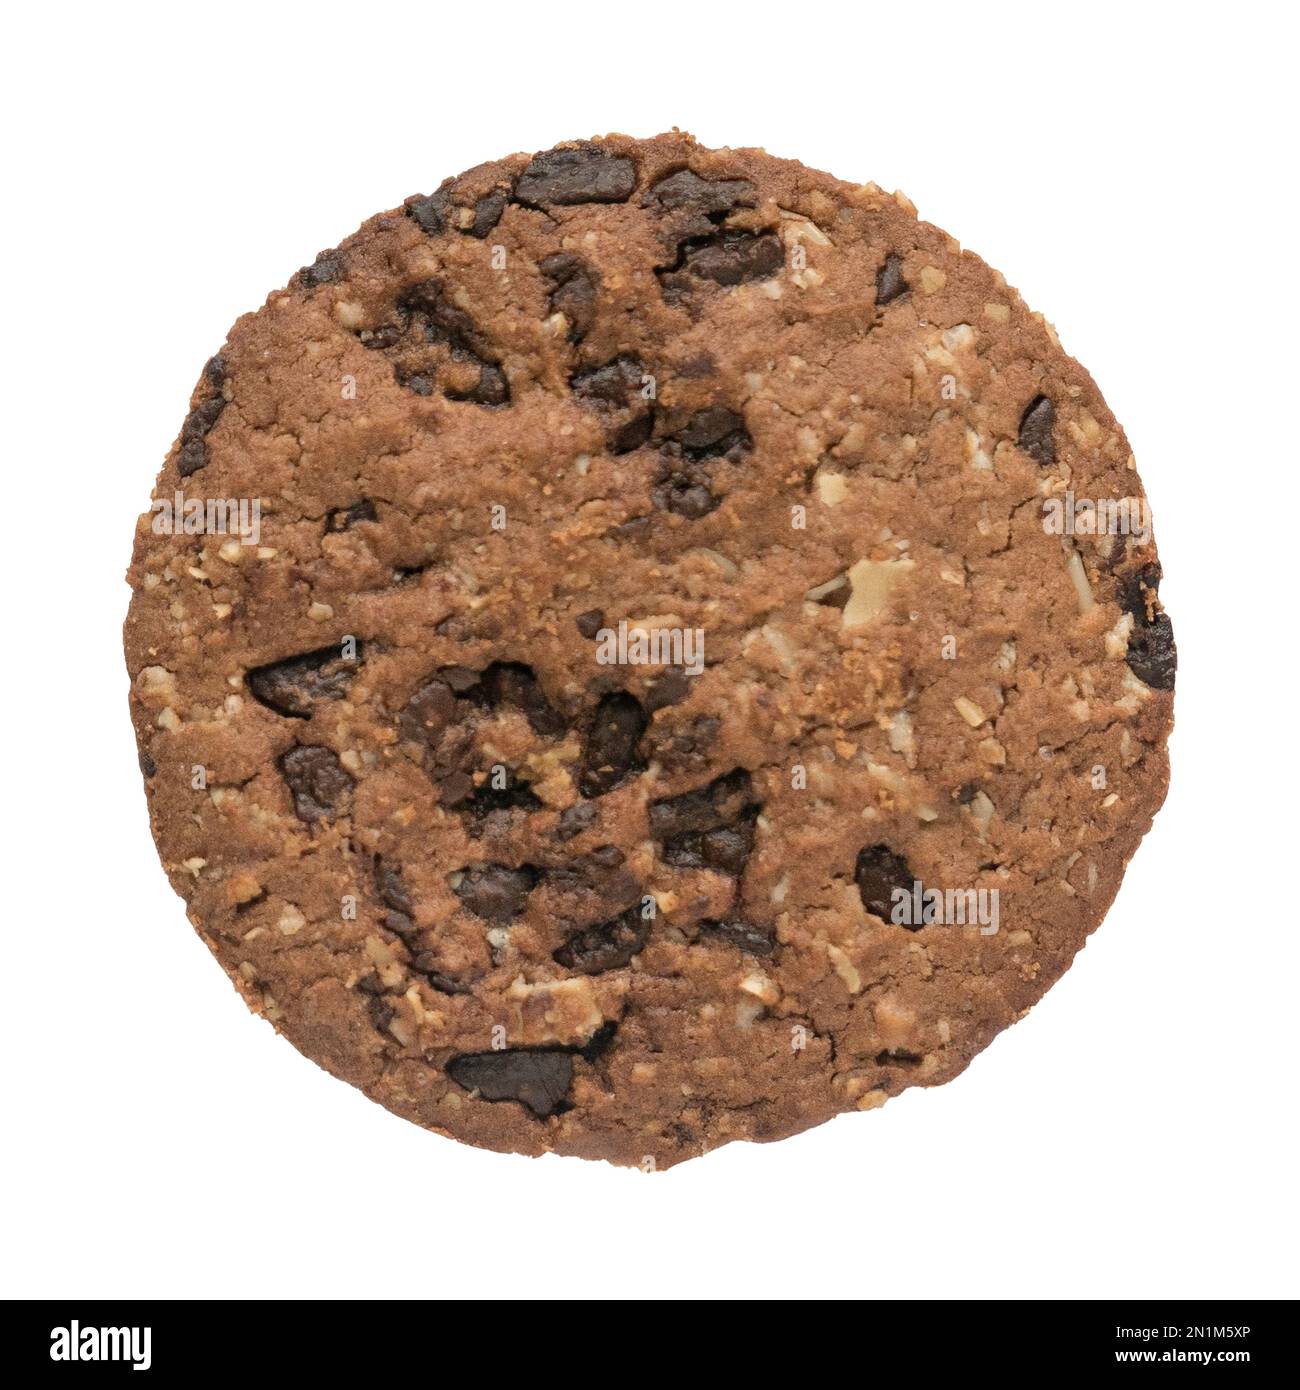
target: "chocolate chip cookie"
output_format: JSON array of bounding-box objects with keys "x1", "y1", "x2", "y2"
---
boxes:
[{"x1": 124, "y1": 133, "x2": 1174, "y2": 1168}]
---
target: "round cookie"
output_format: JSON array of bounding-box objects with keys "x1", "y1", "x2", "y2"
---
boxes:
[{"x1": 124, "y1": 133, "x2": 1174, "y2": 1168}]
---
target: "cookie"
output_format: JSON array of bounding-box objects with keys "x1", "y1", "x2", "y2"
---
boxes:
[{"x1": 124, "y1": 133, "x2": 1174, "y2": 1168}]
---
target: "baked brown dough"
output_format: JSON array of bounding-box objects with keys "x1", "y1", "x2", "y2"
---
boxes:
[{"x1": 124, "y1": 133, "x2": 1174, "y2": 1167}]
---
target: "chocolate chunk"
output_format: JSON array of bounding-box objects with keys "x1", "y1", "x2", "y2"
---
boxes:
[
  {"x1": 325, "y1": 499, "x2": 378, "y2": 532},
  {"x1": 663, "y1": 814, "x2": 757, "y2": 874},
  {"x1": 644, "y1": 667, "x2": 692, "y2": 712},
  {"x1": 478, "y1": 661, "x2": 566, "y2": 735},
  {"x1": 399, "y1": 664, "x2": 563, "y2": 800},
  {"x1": 463, "y1": 772, "x2": 544, "y2": 823},
  {"x1": 810, "y1": 575, "x2": 850, "y2": 609},
  {"x1": 855, "y1": 844, "x2": 915, "y2": 924},
  {"x1": 653, "y1": 462, "x2": 715, "y2": 518},
  {"x1": 702, "y1": 820, "x2": 757, "y2": 874},
  {"x1": 579, "y1": 691, "x2": 647, "y2": 797},
  {"x1": 540, "y1": 253, "x2": 599, "y2": 342},
  {"x1": 280, "y1": 746, "x2": 354, "y2": 823},
  {"x1": 1121, "y1": 560, "x2": 1177, "y2": 687},
  {"x1": 398, "y1": 370, "x2": 434, "y2": 397},
  {"x1": 468, "y1": 190, "x2": 507, "y2": 238},
  {"x1": 571, "y1": 354, "x2": 654, "y2": 454},
  {"x1": 383, "y1": 910, "x2": 417, "y2": 941},
  {"x1": 545, "y1": 847, "x2": 638, "y2": 920},
  {"x1": 679, "y1": 353, "x2": 717, "y2": 378},
  {"x1": 1119, "y1": 561, "x2": 1163, "y2": 622},
  {"x1": 405, "y1": 189, "x2": 450, "y2": 235},
  {"x1": 436, "y1": 767, "x2": 475, "y2": 808},
  {"x1": 1126, "y1": 611, "x2": 1177, "y2": 690},
  {"x1": 401, "y1": 279, "x2": 487, "y2": 355},
  {"x1": 138, "y1": 749, "x2": 157, "y2": 778},
  {"x1": 445, "y1": 359, "x2": 509, "y2": 407},
  {"x1": 650, "y1": 770, "x2": 754, "y2": 841},
  {"x1": 555, "y1": 803, "x2": 598, "y2": 841},
  {"x1": 412, "y1": 958, "x2": 471, "y2": 994},
  {"x1": 645, "y1": 168, "x2": 755, "y2": 217},
  {"x1": 368, "y1": 997, "x2": 396, "y2": 1032},
  {"x1": 554, "y1": 902, "x2": 651, "y2": 974},
  {"x1": 453, "y1": 863, "x2": 538, "y2": 922},
  {"x1": 575, "y1": 355, "x2": 645, "y2": 405},
  {"x1": 514, "y1": 145, "x2": 636, "y2": 207},
  {"x1": 375, "y1": 860, "x2": 414, "y2": 915},
  {"x1": 1018, "y1": 395, "x2": 1056, "y2": 466},
  {"x1": 299, "y1": 248, "x2": 345, "y2": 288},
  {"x1": 176, "y1": 442, "x2": 205, "y2": 477},
  {"x1": 612, "y1": 411, "x2": 654, "y2": 453},
  {"x1": 875, "y1": 1049, "x2": 923, "y2": 1068},
  {"x1": 181, "y1": 396, "x2": 225, "y2": 443},
  {"x1": 656, "y1": 772, "x2": 756, "y2": 834},
  {"x1": 441, "y1": 666, "x2": 482, "y2": 694},
  {"x1": 176, "y1": 356, "x2": 227, "y2": 477},
  {"x1": 577, "y1": 1020, "x2": 619, "y2": 1061},
  {"x1": 660, "y1": 231, "x2": 783, "y2": 296},
  {"x1": 399, "y1": 676, "x2": 458, "y2": 747},
  {"x1": 411, "y1": 184, "x2": 508, "y2": 239},
  {"x1": 699, "y1": 919, "x2": 776, "y2": 956},
  {"x1": 673, "y1": 406, "x2": 751, "y2": 460},
  {"x1": 359, "y1": 322, "x2": 404, "y2": 351},
  {"x1": 446, "y1": 1049, "x2": 574, "y2": 1117},
  {"x1": 651, "y1": 770, "x2": 759, "y2": 875},
  {"x1": 248, "y1": 644, "x2": 361, "y2": 719},
  {"x1": 650, "y1": 407, "x2": 752, "y2": 518},
  {"x1": 611, "y1": 515, "x2": 651, "y2": 541},
  {"x1": 876, "y1": 253, "x2": 908, "y2": 306},
  {"x1": 575, "y1": 608, "x2": 606, "y2": 640},
  {"x1": 395, "y1": 278, "x2": 509, "y2": 407}
]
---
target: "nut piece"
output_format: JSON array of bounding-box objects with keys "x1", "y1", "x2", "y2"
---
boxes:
[
  {"x1": 816, "y1": 472, "x2": 848, "y2": 506},
  {"x1": 227, "y1": 872, "x2": 262, "y2": 905},
  {"x1": 953, "y1": 696, "x2": 986, "y2": 727},
  {"x1": 842, "y1": 557, "x2": 915, "y2": 627},
  {"x1": 277, "y1": 905, "x2": 306, "y2": 935},
  {"x1": 1066, "y1": 549, "x2": 1095, "y2": 613},
  {"x1": 1105, "y1": 611, "x2": 1135, "y2": 658},
  {"x1": 506, "y1": 974, "x2": 606, "y2": 1045},
  {"x1": 738, "y1": 970, "x2": 780, "y2": 1005},
  {"x1": 874, "y1": 995, "x2": 918, "y2": 1049},
  {"x1": 826, "y1": 943, "x2": 862, "y2": 993}
]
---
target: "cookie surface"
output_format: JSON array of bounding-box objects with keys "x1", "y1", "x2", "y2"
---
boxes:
[{"x1": 124, "y1": 133, "x2": 1174, "y2": 1168}]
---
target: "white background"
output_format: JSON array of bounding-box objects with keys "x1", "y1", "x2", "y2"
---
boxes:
[{"x1": 4, "y1": 0, "x2": 1297, "y2": 1301}]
